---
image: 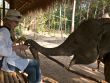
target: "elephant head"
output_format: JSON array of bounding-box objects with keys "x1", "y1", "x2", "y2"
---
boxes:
[{"x1": 25, "y1": 18, "x2": 110, "y2": 66}]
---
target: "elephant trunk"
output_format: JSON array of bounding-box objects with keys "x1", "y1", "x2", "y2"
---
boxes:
[{"x1": 25, "y1": 39, "x2": 72, "y2": 56}]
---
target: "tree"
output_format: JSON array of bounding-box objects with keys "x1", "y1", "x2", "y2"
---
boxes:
[{"x1": 71, "y1": 0, "x2": 76, "y2": 32}]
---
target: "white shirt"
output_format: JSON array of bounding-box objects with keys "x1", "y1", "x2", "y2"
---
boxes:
[{"x1": 0, "y1": 27, "x2": 29, "y2": 72}]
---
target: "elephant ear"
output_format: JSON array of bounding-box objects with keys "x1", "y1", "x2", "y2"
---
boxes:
[{"x1": 70, "y1": 19, "x2": 102, "y2": 65}]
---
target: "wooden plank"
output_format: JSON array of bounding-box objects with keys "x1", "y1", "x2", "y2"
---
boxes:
[
  {"x1": 12, "y1": 72, "x2": 19, "y2": 83},
  {"x1": 8, "y1": 73, "x2": 15, "y2": 83},
  {"x1": 17, "y1": 73, "x2": 25, "y2": 83},
  {"x1": 4, "y1": 72, "x2": 9, "y2": 83},
  {"x1": 0, "y1": 70, "x2": 27, "y2": 83},
  {"x1": 0, "y1": 70, "x2": 4, "y2": 83},
  {"x1": 21, "y1": 73, "x2": 28, "y2": 83}
]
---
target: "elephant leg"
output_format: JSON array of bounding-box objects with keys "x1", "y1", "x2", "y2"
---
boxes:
[
  {"x1": 97, "y1": 59, "x2": 100, "y2": 71},
  {"x1": 68, "y1": 56, "x2": 76, "y2": 68},
  {"x1": 92, "y1": 59, "x2": 101, "y2": 71},
  {"x1": 103, "y1": 53, "x2": 110, "y2": 82}
]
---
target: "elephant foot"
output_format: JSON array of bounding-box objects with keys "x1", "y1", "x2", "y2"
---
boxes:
[
  {"x1": 68, "y1": 55, "x2": 76, "y2": 69},
  {"x1": 92, "y1": 59, "x2": 101, "y2": 71},
  {"x1": 68, "y1": 58, "x2": 75, "y2": 69},
  {"x1": 92, "y1": 68, "x2": 99, "y2": 71}
]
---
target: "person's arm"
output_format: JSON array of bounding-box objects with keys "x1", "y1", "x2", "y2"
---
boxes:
[{"x1": 0, "y1": 28, "x2": 13, "y2": 57}]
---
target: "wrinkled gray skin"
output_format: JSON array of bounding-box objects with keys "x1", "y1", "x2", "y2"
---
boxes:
[{"x1": 25, "y1": 18, "x2": 110, "y2": 65}]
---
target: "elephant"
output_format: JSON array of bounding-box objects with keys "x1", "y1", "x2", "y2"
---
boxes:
[{"x1": 24, "y1": 18, "x2": 110, "y2": 82}]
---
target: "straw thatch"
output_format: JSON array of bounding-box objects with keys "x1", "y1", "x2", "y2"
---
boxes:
[{"x1": 6, "y1": 0, "x2": 73, "y2": 14}]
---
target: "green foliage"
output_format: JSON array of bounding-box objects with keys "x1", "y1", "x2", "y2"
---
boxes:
[
  {"x1": 15, "y1": 26, "x2": 22, "y2": 37},
  {"x1": 21, "y1": 0, "x2": 110, "y2": 34}
]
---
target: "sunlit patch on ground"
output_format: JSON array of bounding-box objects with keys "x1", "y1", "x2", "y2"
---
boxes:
[{"x1": 43, "y1": 76, "x2": 59, "y2": 83}]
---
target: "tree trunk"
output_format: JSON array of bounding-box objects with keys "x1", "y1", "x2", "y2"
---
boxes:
[
  {"x1": 71, "y1": 0, "x2": 76, "y2": 32},
  {"x1": 59, "y1": 4, "x2": 63, "y2": 38},
  {"x1": 94, "y1": 1, "x2": 99, "y2": 18},
  {"x1": 86, "y1": 1, "x2": 91, "y2": 19},
  {"x1": 64, "y1": 4, "x2": 67, "y2": 33}
]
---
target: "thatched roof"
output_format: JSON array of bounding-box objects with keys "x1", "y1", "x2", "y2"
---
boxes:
[{"x1": 6, "y1": 0, "x2": 73, "y2": 14}]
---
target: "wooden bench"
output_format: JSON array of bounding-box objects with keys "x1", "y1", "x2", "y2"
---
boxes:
[{"x1": 0, "y1": 70, "x2": 27, "y2": 83}]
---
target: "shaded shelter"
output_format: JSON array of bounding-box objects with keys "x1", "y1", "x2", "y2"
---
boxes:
[{"x1": 5, "y1": 0, "x2": 73, "y2": 14}]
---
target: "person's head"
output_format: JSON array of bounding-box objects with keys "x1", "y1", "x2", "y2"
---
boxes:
[{"x1": 3, "y1": 9, "x2": 22, "y2": 29}]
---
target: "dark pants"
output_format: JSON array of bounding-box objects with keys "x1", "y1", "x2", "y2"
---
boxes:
[{"x1": 8, "y1": 59, "x2": 41, "y2": 83}]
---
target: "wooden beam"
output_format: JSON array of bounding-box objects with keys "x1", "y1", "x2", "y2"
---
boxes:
[
  {"x1": 9, "y1": 0, "x2": 15, "y2": 9},
  {"x1": 18, "y1": 2, "x2": 28, "y2": 11}
]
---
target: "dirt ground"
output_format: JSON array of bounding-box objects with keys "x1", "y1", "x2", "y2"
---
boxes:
[
  {"x1": 24, "y1": 31, "x2": 106, "y2": 83},
  {"x1": 40, "y1": 55, "x2": 104, "y2": 83}
]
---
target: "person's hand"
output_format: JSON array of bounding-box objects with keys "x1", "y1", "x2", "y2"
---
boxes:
[
  {"x1": 19, "y1": 44, "x2": 28, "y2": 50},
  {"x1": 13, "y1": 44, "x2": 28, "y2": 51},
  {"x1": 13, "y1": 44, "x2": 31, "y2": 59}
]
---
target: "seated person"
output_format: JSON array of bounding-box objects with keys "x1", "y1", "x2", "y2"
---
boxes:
[{"x1": 0, "y1": 9, "x2": 42, "y2": 83}]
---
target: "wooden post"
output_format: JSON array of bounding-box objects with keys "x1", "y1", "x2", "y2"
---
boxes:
[
  {"x1": 3, "y1": 0, "x2": 5, "y2": 18},
  {"x1": 0, "y1": 9, "x2": 1, "y2": 26},
  {"x1": 2, "y1": 0, "x2": 5, "y2": 25}
]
